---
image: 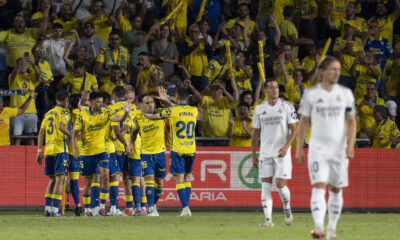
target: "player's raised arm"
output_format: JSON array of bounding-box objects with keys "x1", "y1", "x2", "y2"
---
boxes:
[
  {"x1": 36, "y1": 128, "x2": 45, "y2": 165},
  {"x1": 296, "y1": 115, "x2": 310, "y2": 165},
  {"x1": 111, "y1": 102, "x2": 132, "y2": 122},
  {"x1": 156, "y1": 86, "x2": 175, "y2": 107}
]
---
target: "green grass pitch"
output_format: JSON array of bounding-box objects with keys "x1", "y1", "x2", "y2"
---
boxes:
[{"x1": 0, "y1": 211, "x2": 399, "y2": 240}]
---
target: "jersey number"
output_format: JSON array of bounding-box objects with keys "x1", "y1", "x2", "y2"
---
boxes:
[
  {"x1": 47, "y1": 117, "x2": 54, "y2": 135},
  {"x1": 176, "y1": 121, "x2": 195, "y2": 139}
]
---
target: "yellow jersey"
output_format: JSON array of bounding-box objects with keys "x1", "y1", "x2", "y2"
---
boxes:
[
  {"x1": 182, "y1": 38, "x2": 208, "y2": 77},
  {"x1": 0, "y1": 107, "x2": 18, "y2": 145},
  {"x1": 159, "y1": 105, "x2": 198, "y2": 154},
  {"x1": 270, "y1": 0, "x2": 295, "y2": 26},
  {"x1": 100, "y1": 81, "x2": 125, "y2": 95},
  {"x1": 8, "y1": 72, "x2": 39, "y2": 114},
  {"x1": 226, "y1": 17, "x2": 256, "y2": 39},
  {"x1": 371, "y1": 119, "x2": 400, "y2": 148},
  {"x1": 229, "y1": 117, "x2": 252, "y2": 147},
  {"x1": 280, "y1": 19, "x2": 299, "y2": 57},
  {"x1": 137, "y1": 64, "x2": 160, "y2": 86},
  {"x1": 132, "y1": 111, "x2": 166, "y2": 154},
  {"x1": 121, "y1": 109, "x2": 142, "y2": 159},
  {"x1": 0, "y1": 28, "x2": 38, "y2": 67},
  {"x1": 62, "y1": 72, "x2": 98, "y2": 94},
  {"x1": 74, "y1": 106, "x2": 110, "y2": 156},
  {"x1": 84, "y1": 15, "x2": 112, "y2": 44},
  {"x1": 234, "y1": 65, "x2": 252, "y2": 91},
  {"x1": 274, "y1": 59, "x2": 300, "y2": 88},
  {"x1": 201, "y1": 96, "x2": 234, "y2": 137},
  {"x1": 31, "y1": 11, "x2": 51, "y2": 32},
  {"x1": 37, "y1": 60, "x2": 53, "y2": 86},
  {"x1": 382, "y1": 59, "x2": 400, "y2": 97},
  {"x1": 204, "y1": 58, "x2": 229, "y2": 84},
  {"x1": 41, "y1": 105, "x2": 70, "y2": 156},
  {"x1": 333, "y1": 35, "x2": 363, "y2": 76},
  {"x1": 68, "y1": 108, "x2": 83, "y2": 155},
  {"x1": 356, "y1": 97, "x2": 385, "y2": 133},
  {"x1": 286, "y1": 79, "x2": 307, "y2": 105},
  {"x1": 334, "y1": 16, "x2": 367, "y2": 34},
  {"x1": 368, "y1": 14, "x2": 396, "y2": 45},
  {"x1": 301, "y1": 56, "x2": 318, "y2": 87},
  {"x1": 354, "y1": 64, "x2": 381, "y2": 100}
]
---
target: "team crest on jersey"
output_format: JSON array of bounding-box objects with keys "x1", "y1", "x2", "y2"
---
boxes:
[
  {"x1": 278, "y1": 108, "x2": 283, "y2": 113},
  {"x1": 337, "y1": 95, "x2": 342, "y2": 102}
]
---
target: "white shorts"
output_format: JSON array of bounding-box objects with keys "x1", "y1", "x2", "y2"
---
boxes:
[
  {"x1": 308, "y1": 150, "x2": 349, "y2": 188},
  {"x1": 258, "y1": 155, "x2": 292, "y2": 179},
  {"x1": 11, "y1": 113, "x2": 38, "y2": 135}
]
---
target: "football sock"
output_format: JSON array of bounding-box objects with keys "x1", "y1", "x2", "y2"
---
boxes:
[
  {"x1": 90, "y1": 183, "x2": 100, "y2": 209},
  {"x1": 45, "y1": 193, "x2": 52, "y2": 212},
  {"x1": 131, "y1": 182, "x2": 141, "y2": 208},
  {"x1": 110, "y1": 181, "x2": 119, "y2": 207},
  {"x1": 69, "y1": 172, "x2": 80, "y2": 206},
  {"x1": 184, "y1": 182, "x2": 192, "y2": 205},
  {"x1": 154, "y1": 183, "x2": 163, "y2": 205},
  {"x1": 278, "y1": 185, "x2": 291, "y2": 210},
  {"x1": 261, "y1": 182, "x2": 273, "y2": 222},
  {"x1": 83, "y1": 194, "x2": 91, "y2": 211},
  {"x1": 52, "y1": 194, "x2": 62, "y2": 213},
  {"x1": 176, "y1": 183, "x2": 188, "y2": 208},
  {"x1": 141, "y1": 195, "x2": 147, "y2": 209},
  {"x1": 125, "y1": 194, "x2": 133, "y2": 209},
  {"x1": 328, "y1": 190, "x2": 343, "y2": 231},
  {"x1": 100, "y1": 189, "x2": 109, "y2": 209},
  {"x1": 145, "y1": 180, "x2": 155, "y2": 207},
  {"x1": 311, "y1": 188, "x2": 326, "y2": 231}
]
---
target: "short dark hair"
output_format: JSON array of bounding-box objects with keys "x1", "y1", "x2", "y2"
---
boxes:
[
  {"x1": 176, "y1": 87, "x2": 189, "y2": 101},
  {"x1": 99, "y1": 91, "x2": 110, "y2": 102},
  {"x1": 52, "y1": 23, "x2": 63, "y2": 30},
  {"x1": 110, "y1": 65, "x2": 121, "y2": 71},
  {"x1": 89, "y1": 91, "x2": 103, "y2": 101},
  {"x1": 108, "y1": 29, "x2": 120, "y2": 38},
  {"x1": 238, "y1": 102, "x2": 250, "y2": 110},
  {"x1": 283, "y1": 6, "x2": 295, "y2": 17},
  {"x1": 263, "y1": 78, "x2": 278, "y2": 88},
  {"x1": 112, "y1": 86, "x2": 125, "y2": 98},
  {"x1": 73, "y1": 60, "x2": 85, "y2": 70},
  {"x1": 138, "y1": 51, "x2": 149, "y2": 57},
  {"x1": 239, "y1": 91, "x2": 253, "y2": 103},
  {"x1": 56, "y1": 91, "x2": 69, "y2": 102},
  {"x1": 69, "y1": 94, "x2": 81, "y2": 109},
  {"x1": 137, "y1": 94, "x2": 149, "y2": 103}
]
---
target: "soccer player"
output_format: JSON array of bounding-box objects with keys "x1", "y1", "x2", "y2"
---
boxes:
[
  {"x1": 127, "y1": 91, "x2": 170, "y2": 216},
  {"x1": 37, "y1": 91, "x2": 71, "y2": 217},
  {"x1": 296, "y1": 56, "x2": 357, "y2": 239},
  {"x1": 251, "y1": 79, "x2": 298, "y2": 227},
  {"x1": 141, "y1": 87, "x2": 198, "y2": 216},
  {"x1": 72, "y1": 91, "x2": 129, "y2": 216}
]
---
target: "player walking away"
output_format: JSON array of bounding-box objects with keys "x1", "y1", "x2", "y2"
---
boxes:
[
  {"x1": 127, "y1": 90, "x2": 172, "y2": 216},
  {"x1": 72, "y1": 91, "x2": 130, "y2": 217},
  {"x1": 296, "y1": 56, "x2": 357, "y2": 239},
  {"x1": 37, "y1": 91, "x2": 71, "y2": 217},
  {"x1": 251, "y1": 79, "x2": 298, "y2": 227},
  {"x1": 142, "y1": 87, "x2": 198, "y2": 216}
]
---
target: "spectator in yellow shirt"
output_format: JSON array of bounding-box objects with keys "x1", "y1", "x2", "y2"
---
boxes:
[
  {"x1": 139, "y1": 66, "x2": 165, "y2": 95},
  {"x1": 274, "y1": 44, "x2": 300, "y2": 88},
  {"x1": 100, "y1": 65, "x2": 126, "y2": 95},
  {"x1": 368, "y1": 105, "x2": 400, "y2": 148},
  {"x1": 228, "y1": 102, "x2": 253, "y2": 147},
  {"x1": 327, "y1": 2, "x2": 367, "y2": 38},
  {"x1": 368, "y1": 1, "x2": 400, "y2": 45},
  {"x1": 53, "y1": 3, "x2": 80, "y2": 40},
  {"x1": 226, "y1": 4, "x2": 258, "y2": 39},
  {"x1": 83, "y1": 0, "x2": 113, "y2": 44}
]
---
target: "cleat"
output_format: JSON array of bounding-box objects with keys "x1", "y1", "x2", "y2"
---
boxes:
[
  {"x1": 110, "y1": 208, "x2": 126, "y2": 216},
  {"x1": 259, "y1": 221, "x2": 274, "y2": 227},
  {"x1": 44, "y1": 210, "x2": 52, "y2": 217},
  {"x1": 326, "y1": 229, "x2": 336, "y2": 239},
  {"x1": 75, "y1": 206, "x2": 82, "y2": 217},
  {"x1": 84, "y1": 212, "x2": 93, "y2": 217},
  {"x1": 52, "y1": 212, "x2": 64, "y2": 217},
  {"x1": 92, "y1": 208, "x2": 99, "y2": 216},
  {"x1": 179, "y1": 206, "x2": 192, "y2": 217},
  {"x1": 141, "y1": 208, "x2": 147, "y2": 216},
  {"x1": 310, "y1": 230, "x2": 326, "y2": 239},
  {"x1": 147, "y1": 206, "x2": 159, "y2": 217},
  {"x1": 133, "y1": 208, "x2": 142, "y2": 216},
  {"x1": 284, "y1": 209, "x2": 293, "y2": 226},
  {"x1": 98, "y1": 209, "x2": 110, "y2": 216},
  {"x1": 123, "y1": 208, "x2": 134, "y2": 216}
]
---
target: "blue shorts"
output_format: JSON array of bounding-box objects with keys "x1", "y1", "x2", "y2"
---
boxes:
[
  {"x1": 116, "y1": 151, "x2": 128, "y2": 172},
  {"x1": 44, "y1": 152, "x2": 68, "y2": 176},
  {"x1": 128, "y1": 158, "x2": 142, "y2": 177},
  {"x1": 170, "y1": 151, "x2": 195, "y2": 175},
  {"x1": 68, "y1": 155, "x2": 80, "y2": 173},
  {"x1": 141, "y1": 152, "x2": 166, "y2": 179},
  {"x1": 80, "y1": 152, "x2": 109, "y2": 177},
  {"x1": 108, "y1": 152, "x2": 120, "y2": 176}
]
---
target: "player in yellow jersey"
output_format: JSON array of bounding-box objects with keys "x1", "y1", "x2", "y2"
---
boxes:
[
  {"x1": 127, "y1": 91, "x2": 171, "y2": 216},
  {"x1": 142, "y1": 87, "x2": 198, "y2": 216},
  {"x1": 37, "y1": 91, "x2": 71, "y2": 217},
  {"x1": 72, "y1": 91, "x2": 130, "y2": 216}
]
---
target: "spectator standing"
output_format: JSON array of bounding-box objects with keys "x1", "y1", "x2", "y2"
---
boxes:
[
  {"x1": 228, "y1": 102, "x2": 252, "y2": 147},
  {"x1": 79, "y1": 22, "x2": 107, "y2": 60},
  {"x1": 83, "y1": 0, "x2": 113, "y2": 44},
  {"x1": 53, "y1": 3, "x2": 80, "y2": 40}
]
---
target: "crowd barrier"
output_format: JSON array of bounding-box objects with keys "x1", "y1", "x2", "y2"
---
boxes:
[{"x1": 0, "y1": 146, "x2": 399, "y2": 211}]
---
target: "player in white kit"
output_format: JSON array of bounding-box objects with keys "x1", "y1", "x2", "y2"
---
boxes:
[
  {"x1": 296, "y1": 56, "x2": 357, "y2": 239},
  {"x1": 252, "y1": 79, "x2": 298, "y2": 227}
]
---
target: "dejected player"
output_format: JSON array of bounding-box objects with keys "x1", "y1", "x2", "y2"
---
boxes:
[{"x1": 296, "y1": 56, "x2": 357, "y2": 239}]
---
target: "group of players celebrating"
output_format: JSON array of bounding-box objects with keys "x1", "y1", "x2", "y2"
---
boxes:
[{"x1": 37, "y1": 56, "x2": 355, "y2": 239}]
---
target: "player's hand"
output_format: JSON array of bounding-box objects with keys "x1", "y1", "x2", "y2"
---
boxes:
[
  {"x1": 295, "y1": 148, "x2": 305, "y2": 165},
  {"x1": 346, "y1": 145, "x2": 354, "y2": 159},
  {"x1": 252, "y1": 155, "x2": 259, "y2": 168},
  {"x1": 36, "y1": 152, "x2": 43, "y2": 165},
  {"x1": 124, "y1": 102, "x2": 132, "y2": 113},
  {"x1": 126, "y1": 144, "x2": 133, "y2": 155},
  {"x1": 158, "y1": 86, "x2": 168, "y2": 100},
  {"x1": 278, "y1": 145, "x2": 289, "y2": 157},
  {"x1": 73, "y1": 148, "x2": 79, "y2": 159}
]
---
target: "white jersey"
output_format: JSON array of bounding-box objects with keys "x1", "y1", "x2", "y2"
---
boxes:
[
  {"x1": 298, "y1": 84, "x2": 355, "y2": 156},
  {"x1": 252, "y1": 99, "x2": 298, "y2": 158}
]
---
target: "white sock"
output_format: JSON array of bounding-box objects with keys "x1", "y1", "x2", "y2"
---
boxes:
[
  {"x1": 110, "y1": 205, "x2": 116, "y2": 212},
  {"x1": 100, "y1": 203, "x2": 105, "y2": 209},
  {"x1": 85, "y1": 208, "x2": 90, "y2": 213},
  {"x1": 327, "y1": 190, "x2": 343, "y2": 231},
  {"x1": 45, "y1": 206, "x2": 52, "y2": 212},
  {"x1": 52, "y1": 207, "x2": 59, "y2": 213},
  {"x1": 311, "y1": 188, "x2": 326, "y2": 231},
  {"x1": 261, "y1": 182, "x2": 273, "y2": 222},
  {"x1": 278, "y1": 186, "x2": 291, "y2": 210}
]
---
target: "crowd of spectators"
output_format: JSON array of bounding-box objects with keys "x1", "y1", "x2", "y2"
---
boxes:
[{"x1": 0, "y1": 0, "x2": 399, "y2": 148}]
